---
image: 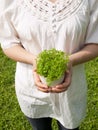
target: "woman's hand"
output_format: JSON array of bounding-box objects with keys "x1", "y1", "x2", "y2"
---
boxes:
[
  {"x1": 33, "y1": 70, "x2": 52, "y2": 93},
  {"x1": 33, "y1": 56, "x2": 52, "y2": 93},
  {"x1": 50, "y1": 62, "x2": 72, "y2": 93}
]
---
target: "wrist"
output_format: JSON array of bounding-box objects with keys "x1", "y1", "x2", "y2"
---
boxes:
[
  {"x1": 69, "y1": 55, "x2": 74, "y2": 67},
  {"x1": 32, "y1": 55, "x2": 36, "y2": 64},
  {"x1": 32, "y1": 55, "x2": 37, "y2": 71}
]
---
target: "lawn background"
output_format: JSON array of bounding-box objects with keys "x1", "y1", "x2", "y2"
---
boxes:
[{"x1": 0, "y1": 48, "x2": 98, "y2": 130}]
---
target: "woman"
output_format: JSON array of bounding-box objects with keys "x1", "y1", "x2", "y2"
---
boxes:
[{"x1": 0, "y1": 0, "x2": 98, "y2": 130}]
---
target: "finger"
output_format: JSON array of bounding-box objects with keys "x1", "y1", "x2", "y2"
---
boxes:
[
  {"x1": 63, "y1": 78, "x2": 71, "y2": 87},
  {"x1": 55, "y1": 77, "x2": 71, "y2": 89},
  {"x1": 64, "y1": 71, "x2": 72, "y2": 84},
  {"x1": 33, "y1": 71, "x2": 48, "y2": 88},
  {"x1": 33, "y1": 71, "x2": 40, "y2": 81},
  {"x1": 37, "y1": 86, "x2": 52, "y2": 93},
  {"x1": 37, "y1": 87, "x2": 50, "y2": 93},
  {"x1": 35, "y1": 80, "x2": 48, "y2": 89},
  {"x1": 65, "y1": 69, "x2": 72, "y2": 79},
  {"x1": 51, "y1": 87, "x2": 68, "y2": 93}
]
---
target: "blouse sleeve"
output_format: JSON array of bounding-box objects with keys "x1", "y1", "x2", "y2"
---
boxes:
[
  {"x1": 0, "y1": 0, "x2": 20, "y2": 49},
  {"x1": 85, "y1": 0, "x2": 98, "y2": 44}
]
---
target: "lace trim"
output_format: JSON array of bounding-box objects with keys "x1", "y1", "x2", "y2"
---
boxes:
[{"x1": 19, "y1": 0, "x2": 85, "y2": 21}]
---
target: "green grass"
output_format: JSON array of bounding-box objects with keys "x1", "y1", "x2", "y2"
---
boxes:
[{"x1": 0, "y1": 48, "x2": 98, "y2": 130}]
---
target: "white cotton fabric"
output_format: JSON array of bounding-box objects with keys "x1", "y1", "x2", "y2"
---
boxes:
[{"x1": 0, "y1": 0, "x2": 98, "y2": 129}]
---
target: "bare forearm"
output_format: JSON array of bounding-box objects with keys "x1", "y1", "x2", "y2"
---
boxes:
[
  {"x1": 2, "y1": 45, "x2": 36, "y2": 65},
  {"x1": 70, "y1": 44, "x2": 98, "y2": 66}
]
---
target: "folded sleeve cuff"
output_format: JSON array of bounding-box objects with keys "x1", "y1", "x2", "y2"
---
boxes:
[{"x1": 85, "y1": 0, "x2": 98, "y2": 44}]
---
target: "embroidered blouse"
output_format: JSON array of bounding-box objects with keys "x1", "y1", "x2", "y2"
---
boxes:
[{"x1": 0, "y1": 0, "x2": 98, "y2": 129}]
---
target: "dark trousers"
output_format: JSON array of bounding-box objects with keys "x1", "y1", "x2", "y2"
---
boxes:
[{"x1": 26, "y1": 117, "x2": 79, "y2": 130}]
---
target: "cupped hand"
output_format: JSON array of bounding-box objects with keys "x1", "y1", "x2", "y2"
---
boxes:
[
  {"x1": 33, "y1": 70, "x2": 52, "y2": 93},
  {"x1": 50, "y1": 62, "x2": 72, "y2": 93},
  {"x1": 32, "y1": 55, "x2": 52, "y2": 93}
]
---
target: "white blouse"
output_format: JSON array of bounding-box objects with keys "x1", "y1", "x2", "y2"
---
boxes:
[{"x1": 0, "y1": 0, "x2": 98, "y2": 129}]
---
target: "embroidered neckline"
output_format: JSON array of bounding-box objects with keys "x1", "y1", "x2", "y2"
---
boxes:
[{"x1": 21, "y1": 0, "x2": 84, "y2": 21}]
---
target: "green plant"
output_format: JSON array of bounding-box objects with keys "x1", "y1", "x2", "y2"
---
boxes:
[{"x1": 36, "y1": 48, "x2": 69, "y2": 86}]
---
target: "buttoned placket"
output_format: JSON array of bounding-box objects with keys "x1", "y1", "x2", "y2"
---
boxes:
[{"x1": 51, "y1": 5, "x2": 57, "y2": 34}]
